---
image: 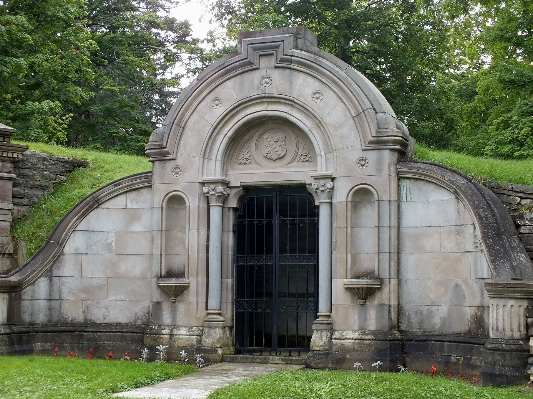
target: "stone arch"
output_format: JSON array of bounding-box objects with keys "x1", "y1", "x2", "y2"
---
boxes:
[
  {"x1": 200, "y1": 95, "x2": 333, "y2": 178},
  {"x1": 161, "y1": 191, "x2": 189, "y2": 278}
]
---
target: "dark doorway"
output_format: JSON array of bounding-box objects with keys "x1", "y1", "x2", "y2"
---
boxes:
[{"x1": 234, "y1": 187, "x2": 318, "y2": 355}]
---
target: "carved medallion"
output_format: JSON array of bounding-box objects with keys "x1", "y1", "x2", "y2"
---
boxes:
[
  {"x1": 171, "y1": 165, "x2": 182, "y2": 178},
  {"x1": 311, "y1": 90, "x2": 323, "y2": 103},
  {"x1": 356, "y1": 156, "x2": 369, "y2": 169},
  {"x1": 260, "y1": 75, "x2": 272, "y2": 87},
  {"x1": 211, "y1": 97, "x2": 222, "y2": 109},
  {"x1": 262, "y1": 133, "x2": 286, "y2": 161}
]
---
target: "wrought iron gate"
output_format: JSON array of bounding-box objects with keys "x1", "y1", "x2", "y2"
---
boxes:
[{"x1": 234, "y1": 188, "x2": 318, "y2": 355}]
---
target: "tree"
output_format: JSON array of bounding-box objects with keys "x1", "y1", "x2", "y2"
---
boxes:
[
  {"x1": 0, "y1": 0, "x2": 95, "y2": 143},
  {"x1": 67, "y1": 0, "x2": 201, "y2": 155},
  {"x1": 454, "y1": 0, "x2": 533, "y2": 158}
]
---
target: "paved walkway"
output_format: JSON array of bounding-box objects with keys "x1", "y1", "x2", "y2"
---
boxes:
[{"x1": 113, "y1": 362, "x2": 304, "y2": 399}]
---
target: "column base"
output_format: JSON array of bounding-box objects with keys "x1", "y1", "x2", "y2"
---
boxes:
[
  {"x1": 313, "y1": 313, "x2": 333, "y2": 328},
  {"x1": 203, "y1": 310, "x2": 225, "y2": 325},
  {"x1": 310, "y1": 314, "x2": 333, "y2": 351}
]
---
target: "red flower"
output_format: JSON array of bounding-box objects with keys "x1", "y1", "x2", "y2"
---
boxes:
[
  {"x1": 88, "y1": 348, "x2": 94, "y2": 360},
  {"x1": 67, "y1": 351, "x2": 76, "y2": 358},
  {"x1": 107, "y1": 350, "x2": 113, "y2": 360},
  {"x1": 430, "y1": 364, "x2": 437, "y2": 377},
  {"x1": 54, "y1": 346, "x2": 59, "y2": 357}
]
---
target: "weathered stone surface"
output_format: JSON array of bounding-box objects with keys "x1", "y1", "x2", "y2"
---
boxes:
[{"x1": 12, "y1": 151, "x2": 88, "y2": 219}]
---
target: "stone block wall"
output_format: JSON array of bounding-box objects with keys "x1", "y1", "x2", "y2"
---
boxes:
[
  {"x1": 12, "y1": 151, "x2": 88, "y2": 219},
  {"x1": 398, "y1": 178, "x2": 490, "y2": 335}
]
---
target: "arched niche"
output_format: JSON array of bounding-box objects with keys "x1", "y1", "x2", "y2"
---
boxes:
[
  {"x1": 161, "y1": 192, "x2": 189, "y2": 278},
  {"x1": 347, "y1": 185, "x2": 379, "y2": 279}
]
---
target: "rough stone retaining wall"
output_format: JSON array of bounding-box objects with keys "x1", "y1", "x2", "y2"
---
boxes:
[
  {"x1": 12, "y1": 151, "x2": 88, "y2": 219},
  {"x1": 483, "y1": 180, "x2": 533, "y2": 213},
  {"x1": 482, "y1": 180, "x2": 533, "y2": 262}
]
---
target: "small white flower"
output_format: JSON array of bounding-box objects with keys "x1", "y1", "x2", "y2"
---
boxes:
[
  {"x1": 140, "y1": 347, "x2": 149, "y2": 362},
  {"x1": 353, "y1": 362, "x2": 363, "y2": 371},
  {"x1": 195, "y1": 354, "x2": 205, "y2": 368},
  {"x1": 372, "y1": 360, "x2": 383, "y2": 371},
  {"x1": 155, "y1": 345, "x2": 168, "y2": 362},
  {"x1": 398, "y1": 365, "x2": 408, "y2": 372}
]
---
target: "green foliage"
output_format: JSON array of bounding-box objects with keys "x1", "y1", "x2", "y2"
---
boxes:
[
  {"x1": 453, "y1": 0, "x2": 533, "y2": 159},
  {"x1": 0, "y1": 0, "x2": 96, "y2": 143},
  {"x1": 0, "y1": 355, "x2": 195, "y2": 399},
  {"x1": 11, "y1": 141, "x2": 151, "y2": 258},
  {"x1": 68, "y1": 0, "x2": 202, "y2": 155},
  {"x1": 208, "y1": 369, "x2": 532, "y2": 399},
  {"x1": 1, "y1": 0, "x2": 203, "y2": 155}
]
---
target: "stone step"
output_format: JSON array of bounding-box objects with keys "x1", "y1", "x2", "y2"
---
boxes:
[{"x1": 222, "y1": 354, "x2": 307, "y2": 366}]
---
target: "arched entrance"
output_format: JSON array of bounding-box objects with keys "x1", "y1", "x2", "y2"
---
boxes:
[{"x1": 234, "y1": 187, "x2": 318, "y2": 354}]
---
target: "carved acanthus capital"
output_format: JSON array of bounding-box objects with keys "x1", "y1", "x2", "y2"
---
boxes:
[
  {"x1": 203, "y1": 184, "x2": 230, "y2": 206},
  {"x1": 312, "y1": 180, "x2": 334, "y2": 202}
]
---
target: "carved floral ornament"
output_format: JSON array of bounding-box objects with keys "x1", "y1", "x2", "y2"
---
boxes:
[
  {"x1": 311, "y1": 90, "x2": 323, "y2": 103},
  {"x1": 356, "y1": 157, "x2": 369, "y2": 169},
  {"x1": 260, "y1": 74, "x2": 273, "y2": 87},
  {"x1": 211, "y1": 97, "x2": 222, "y2": 109},
  {"x1": 312, "y1": 180, "x2": 334, "y2": 202},
  {"x1": 171, "y1": 165, "x2": 182, "y2": 178},
  {"x1": 203, "y1": 184, "x2": 230, "y2": 205}
]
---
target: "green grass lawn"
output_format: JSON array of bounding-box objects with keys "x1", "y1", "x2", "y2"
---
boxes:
[
  {"x1": 0, "y1": 355, "x2": 195, "y2": 399},
  {"x1": 1, "y1": 356, "x2": 531, "y2": 399},
  {"x1": 208, "y1": 369, "x2": 533, "y2": 399}
]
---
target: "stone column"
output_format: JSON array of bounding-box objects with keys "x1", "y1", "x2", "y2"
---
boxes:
[
  {"x1": 202, "y1": 179, "x2": 230, "y2": 323},
  {"x1": 311, "y1": 173, "x2": 334, "y2": 334},
  {"x1": 0, "y1": 123, "x2": 27, "y2": 274}
]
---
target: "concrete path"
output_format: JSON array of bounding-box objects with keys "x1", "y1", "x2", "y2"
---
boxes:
[{"x1": 113, "y1": 362, "x2": 304, "y2": 399}]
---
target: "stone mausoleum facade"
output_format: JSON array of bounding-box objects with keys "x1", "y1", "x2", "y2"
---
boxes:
[{"x1": 1, "y1": 27, "x2": 533, "y2": 385}]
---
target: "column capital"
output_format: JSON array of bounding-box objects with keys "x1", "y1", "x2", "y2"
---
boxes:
[
  {"x1": 312, "y1": 180, "x2": 334, "y2": 202},
  {"x1": 203, "y1": 184, "x2": 230, "y2": 206},
  {"x1": 311, "y1": 172, "x2": 334, "y2": 203},
  {"x1": 203, "y1": 178, "x2": 230, "y2": 206}
]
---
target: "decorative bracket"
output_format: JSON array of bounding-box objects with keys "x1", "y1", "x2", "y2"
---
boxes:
[
  {"x1": 157, "y1": 278, "x2": 190, "y2": 302},
  {"x1": 344, "y1": 278, "x2": 381, "y2": 305}
]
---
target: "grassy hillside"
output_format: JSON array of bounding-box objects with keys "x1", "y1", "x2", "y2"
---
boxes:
[
  {"x1": 11, "y1": 142, "x2": 151, "y2": 259},
  {"x1": 9, "y1": 142, "x2": 533, "y2": 261},
  {"x1": 414, "y1": 145, "x2": 533, "y2": 186}
]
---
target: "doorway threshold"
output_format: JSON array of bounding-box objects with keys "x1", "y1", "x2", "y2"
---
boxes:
[{"x1": 222, "y1": 354, "x2": 307, "y2": 366}]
